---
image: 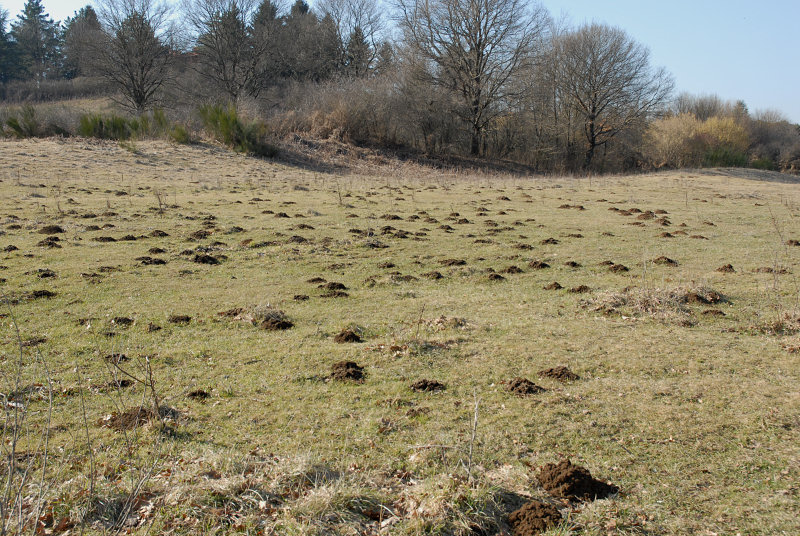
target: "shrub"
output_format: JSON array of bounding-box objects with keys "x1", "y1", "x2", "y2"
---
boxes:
[
  {"x1": 198, "y1": 104, "x2": 277, "y2": 158},
  {"x1": 3, "y1": 105, "x2": 70, "y2": 138},
  {"x1": 78, "y1": 113, "x2": 133, "y2": 140}
]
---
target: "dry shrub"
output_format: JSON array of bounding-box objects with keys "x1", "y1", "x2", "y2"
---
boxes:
[{"x1": 586, "y1": 285, "x2": 725, "y2": 325}]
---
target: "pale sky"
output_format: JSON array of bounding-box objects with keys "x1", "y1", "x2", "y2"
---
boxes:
[{"x1": 2, "y1": 0, "x2": 799, "y2": 123}]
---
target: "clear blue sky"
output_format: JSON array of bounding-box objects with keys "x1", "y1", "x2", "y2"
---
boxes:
[{"x1": 2, "y1": 0, "x2": 798, "y2": 123}]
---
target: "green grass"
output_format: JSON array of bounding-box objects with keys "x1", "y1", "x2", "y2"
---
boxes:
[{"x1": 0, "y1": 138, "x2": 799, "y2": 534}]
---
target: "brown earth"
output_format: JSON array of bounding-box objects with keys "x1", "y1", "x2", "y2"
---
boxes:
[
  {"x1": 507, "y1": 378, "x2": 546, "y2": 396},
  {"x1": 538, "y1": 459, "x2": 618, "y2": 502},
  {"x1": 508, "y1": 500, "x2": 562, "y2": 536},
  {"x1": 331, "y1": 361, "x2": 364, "y2": 381},
  {"x1": 716, "y1": 264, "x2": 735, "y2": 273},
  {"x1": 410, "y1": 379, "x2": 446, "y2": 392},
  {"x1": 538, "y1": 366, "x2": 579, "y2": 382},
  {"x1": 334, "y1": 329, "x2": 362, "y2": 343}
]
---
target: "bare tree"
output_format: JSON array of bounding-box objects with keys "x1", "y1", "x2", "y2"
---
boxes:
[
  {"x1": 184, "y1": 0, "x2": 279, "y2": 105},
  {"x1": 396, "y1": 0, "x2": 549, "y2": 156},
  {"x1": 554, "y1": 23, "x2": 673, "y2": 168},
  {"x1": 95, "y1": 0, "x2": 175, "y2": 113}
]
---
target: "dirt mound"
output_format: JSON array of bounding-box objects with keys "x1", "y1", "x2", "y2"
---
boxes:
[
  {"x1": 378, "y1": 261, "x2": 396, "y2": 268},
  {"x1": 528, "y1": 261, "x2": 550, "y2": 269},
  {"x1": 702, "y1": 309, "x2": 726, "y2": 317},
  {"x1": 218, "y1": 307, "x2": 245, "y2": 317},
  {"x1": 100, "y1": 405, "x2": 179, "y2": 431},
  {"x1": 501, "y1": 265, "x2": 524, "y2": 274},
  {"x1": 294, "y1": 294, "x2": 309, "y2": 301},
  {"x1": 716, "y1": 264, "x2": 735, "y2": 273},
  {"x1": 508, "y1": 500, "x2": 562, "y2": 536},
  {"x1": 334, "y1": 329, "x2": 362, "y2": 343},
  {"x1": 538, "y1": 366, "x2": 579, "y2": 382},
  {"x1": 187, "y1": 389, "x2": 210, "y2": 401},
  {"x1": 659, "y1": 232, "x2": 673, "y2": 238},
  {"x1": 543, "y1": 282, "x2": 562, "y2": 290},
  {"x1": 321, "y1": 290, "x2": 349, "y2": 298},
  {"x1": 686, "y1": 289, "x2": 723, "y2": 304},
  {"x1": 193, "y1": 254, "x2": 220, "y2": 265},
  {"x1": 540, "y1": 238, "x2": 559, "y2": 245},
  {"x1": 168, "y1": 314, "x2": 192, "y2": 324},
  {"x1": 38, "y1": 225, "x2": 64, "y2": 234},
  {"x1": 538, "y1": 460, "x2": 618, "y2": 501},
  {"x1": 28, "y1": 289, "x2": 56, "y2": 299},
  {"x1": 137, "y1": 256, "x2": 167, "y2": 265},
  {"x1": 410, "y1": 379, "x2": 446, "y2": 392},
  {"x1": 440, "y1": 259, "x2": 467, "y2": 266},
  {"x1": 507, "y1": 378, "x2": 545, "y2": 395},
  {"x1": 488, "y1": 273, "x2": 506, "y2": 281},
  {"x1": 252, "y1": 306, "x2": 293, "y2": 330},
  {"x1": 569, "y1": 285, "x2": 591, "y2": 293},
  {"x1": 320, "y1": 281, "x2": 347, "y2": 290},
  {"x1": 331, "y1": 361, "x2": 364, "y2": 381},
  {"x1": 150, "y1": 230, "x2": 169, "y2": 237},
  {"x1": 564, "y1": 261, "x2": 581, "y2": 268},
  {"x1": 609, "y1": 264, "x2": 629, "y2": 273},
  {"x1": 422, "y1": 271, "x2": 443, "y2": 280},
  {"x1": 653, "y1": 256, "x2": 678, "y2": 266},
  {"x1": 112, "y1": 316, "x2": 134, "y2": 326}
]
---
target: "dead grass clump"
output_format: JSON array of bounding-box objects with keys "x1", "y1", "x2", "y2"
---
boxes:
[
  {"x1": 586, "y1": 285, "x2": 725, "y2": 325},
  {"x1": 251, "y1": 305, "x2": 293, "y2": 330},
  {"x1": 752, "y1": 311, "x2": 800, "y2": 335}
]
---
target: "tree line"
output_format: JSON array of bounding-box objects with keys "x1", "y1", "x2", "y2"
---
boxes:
[{"x1": 2, "y1": 0, "x2": 799, "y2": 173}]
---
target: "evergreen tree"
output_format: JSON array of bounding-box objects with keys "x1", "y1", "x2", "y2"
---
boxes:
[
  {"x1": 61, "y1": 6, "x2": 102, "y2": 78},
  {"x1": 10, "y1": 0, "x2": 61, "y2": 81},
  {"x1": 0, "y1": 9, "x2": 19, "y2": 83},
  {"x1": 344, "y1": 25, "x2": 369, "y2": 77}
]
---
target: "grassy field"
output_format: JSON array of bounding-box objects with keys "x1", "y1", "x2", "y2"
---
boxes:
[{"x1": 1, "y1": 137, "x2": 799, "y2": 535}]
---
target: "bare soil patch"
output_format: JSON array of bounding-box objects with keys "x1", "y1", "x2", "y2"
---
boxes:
[
  {"x1": 538, "y1": 459, "x2": 618, "y2": 502},
  {"x1": 538, "y1": 366, "x2": 579, "y2": 382},
  {"x1": 331, "y1": 361, "x2": 364, "y2": 381},
  {"x1": 508, "y1": 500, "x2": 562, "y2": 536},
  {"x1": 507, "y1": 378, "x2": 545, "y2": 396}
]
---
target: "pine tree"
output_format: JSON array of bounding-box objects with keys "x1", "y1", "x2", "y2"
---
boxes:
[
  {"x1": 344, "y1": 25, "x2": 370, "y2": 77},
  {"x1": 0, "y1": 9, "x2": 19, "y2": 83},
  {"x1": 10, "y1": 0, "x2": 61, "y2": 81},
  {"x1": 61, "y1": 6, "x2": 102, "y2": 78}
]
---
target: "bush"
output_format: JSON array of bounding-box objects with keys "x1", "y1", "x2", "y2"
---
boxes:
[
  {"x1": 77, "y1": 109, "x2": 191, "y2": 142},
  {"x1": 750, "y1": 157, "x2": 775, "y2": 171},
  {"x1": 3, "y1": 105, "x2": 70, "y2": 138},
  {"x1": 78, "y1": 113, "x2": 133, "y2": 140},
  {"x1": 198, "y1": 104, "x2": 277, "y2": 158}
]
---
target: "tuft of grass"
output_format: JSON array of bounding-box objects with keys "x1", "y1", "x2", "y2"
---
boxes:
[{"x1": 198, "y1": 104, "x2": 277, "y2": 158}]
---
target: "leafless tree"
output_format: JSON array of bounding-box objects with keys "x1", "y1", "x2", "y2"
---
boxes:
[
  {"x1": 95, "y1": 0, "x2": 175, "y2": 113},
  {"x1": 554, "y1": 23, "x2": 673, "y2": 168},
  {"x1": 183, "y1": 0, "x2": 279, "y2": 105},
  {"x1": 396, "y1": 0, "x2": 549, "y2": 156}
]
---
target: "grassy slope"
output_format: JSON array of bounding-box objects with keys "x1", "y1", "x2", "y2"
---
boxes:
[{"x1": 1, "y1": 138, "x2": 799, "y2": 535}]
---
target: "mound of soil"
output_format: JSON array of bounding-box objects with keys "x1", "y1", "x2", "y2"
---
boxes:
[
  {"x1": 320, "y1": 281, "x2": 347, "y2": 290},
  {"x1": 168, "y1": 315, "x2": 192, "y2": 324},
  {"x1": 540, "y1": 238, "x2": 559, "y2": 245},
  {"x1": 569, "y1": 285, "x2": 591, "y2": 293},
  {"x1": 702, "y1": 309, "x2": 726, "y2": 317},
  {"x1": 3, "y1": 245, "x2": 18, "y2": 252},
  {"x1": 260, "y1": 317, "x2": 294, "y2": 330},
  {"x1": 321, "y1": 290, "x2": 349, "y2": 298},
  {"x1": 188, "y1": 230, "x2": 211, "y2": 240},
  {"x1": 543, "y1": 282, "x2": 562, "y2": 290},
  {"x1": 112, "y1": 316, "x2": 133, "y2": 326},
  {"x1": 187, "y1": 389, "x2": 210, "y2": 401},
  {"x1": 501, "y1": 265, "x2": 524, "y2": 274},
  {"x1": 538, "y1": 460, "x2": 618, "y2": 502},
  {"x1": 148, "y1": 247, "x2": 166, "y2": 254},
  {"x1": 307, "y1": 277, "x2": 327, "y2": 284},
  {"x1": 488, "y1": 273, "x2": 506, "y2": 281},
  {"x1": 146, "y1": 322, "x2": 161, "y2": 332},
  {"x1": 538, "y1": 366, "x2": 579, "y2": 382},
  {"x1": 378, "y1": 261, "x2": 396, "y2": 268},
  {"x1": 293, "y1": 294, "x2": 309, "y2": 301},
  {"x1": 38, "y1": 225, "x2": 64, "y2": 234},
  {"x1": 690, "y1": 235, "x2": 708, "y2": 240},
  {"x1": 28, "y1": 289, "x2": 56, "y2": 299},
  {"x1": 686, "y1": 290, "x2": 723, "y2": 305},
  {"x1": 36, "y1": 268, "x2": 56, "y2": 278},
  {"x1": 101, "y1": 405, "x2": 178, "y2": 431},
  {"x1": 440, "y1": 259, "x2": 467, "y2": 266},
  {"x1": 609, "y1": 264, "x2": 629, "y2": 273},
  {"x1": 150, "y1": 230, "x2": 169, "y2": 237},
  {"x1": 334, "y1": 329, "x2": 362, "y2": 343},
  {"x1": 716, "y1": 264, "x2": 735, "y2": 273},
  {"x1": 564, "y1": 261, "x2": 581, "y2": 268},
  {"x1": 659, "y1": 232, "x2": 673, "y2": 238},
  {"x1": 92, "y1": 236, "x2": 116, "y2": 243},
  {"x1": 422, "y1": 271, "x2": 443, "y2": 280},
  {"x1": 528, "y1": 261, "x2": 550, "y2": 269},
  {"x1": 193, "y1": 254, "x2": 220, "y2": 265},
  {"x1": 508, "y1": 500, "x2": 562, "y2": 536},
  {"x1": 756, "y1": 266, "x2": 789, "y2": 274},
  {"x1": 137, "y1": 256, "x2": 167, "y2": 265},
  {"x1": 507, "y1": 377, "x2": 545, "y2": 396},
  {"x1": 653, "y1": 256, "x2": 678, "y2": 266},
  {"x1": 410, "y1": 379, "x2": 446, "y2": 392},
  {"x1": 787, "y1": 239, "x2": 800, "y2": 246},
  {"x1": 331, "y1": 361, "x2": 364, "y2": 381}
]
